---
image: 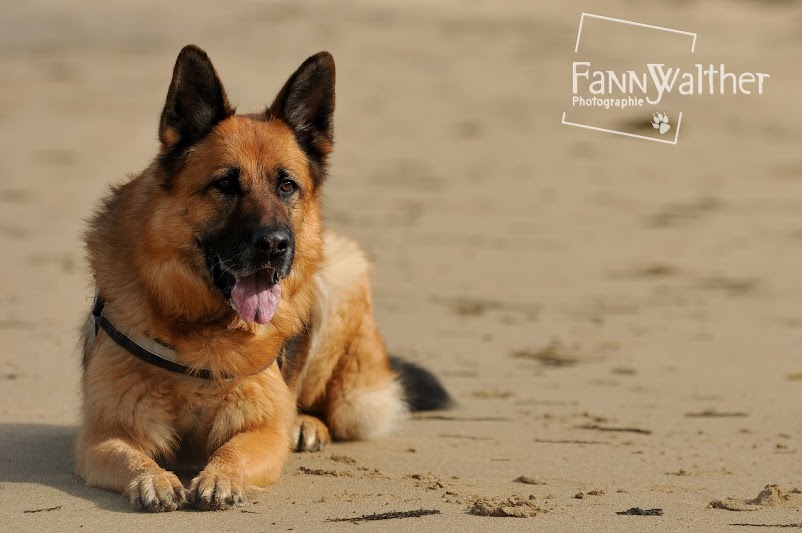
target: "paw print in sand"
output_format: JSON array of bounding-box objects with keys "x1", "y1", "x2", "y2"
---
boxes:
[{"x1": 652, "y1": 113, "x2": 670, "y2": 135}]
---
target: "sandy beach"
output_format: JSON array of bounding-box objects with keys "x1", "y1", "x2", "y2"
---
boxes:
[{"x1": 2, "y1": 0, "x2": 802, "y2": 531}]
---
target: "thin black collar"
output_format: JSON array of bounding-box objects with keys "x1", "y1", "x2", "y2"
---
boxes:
[{"x1": 89, "y1": 294, "x2": 282, "y2": 381}]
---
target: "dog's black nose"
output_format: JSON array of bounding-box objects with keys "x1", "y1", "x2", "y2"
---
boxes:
[{"x1": 252, "y1": 227, "x2": 291, "y2": 258}]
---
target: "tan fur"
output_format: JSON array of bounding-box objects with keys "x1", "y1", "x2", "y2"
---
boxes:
[
  {"x1": 76, "y1": 48, "x2": 406, "y2": 511},
  {"x1": 288, "y1": 233, "x2": 405, "y2": 443}
]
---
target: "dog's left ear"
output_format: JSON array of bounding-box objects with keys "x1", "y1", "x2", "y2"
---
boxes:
[
  {"x1": 269, "y1": 52, "x2": 335, "y2": 184},
  {"x1": 159, "y1": 45, "x2": 233, "y2": 174}
]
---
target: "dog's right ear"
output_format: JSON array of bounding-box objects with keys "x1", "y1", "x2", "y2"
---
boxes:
[{"x1": 158, "y1": 45, "x2": 233, "y2": 173}]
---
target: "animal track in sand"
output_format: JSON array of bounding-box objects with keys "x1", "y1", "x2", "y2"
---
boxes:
[
  {"x1": 469, "y1": 495, "x2": 544, "y2": 517},
  {"x1": 511, "y1": 340, "x2": 586, "y2": 367},
  {"x1": 709, "y1": 485, "x2": 802, "y2": 511},
  {"x1": 328, "y1": 454, "x2": 357, "y2": 465},
  {"x1": 296, "y1": 466, "x2": 352, "y2": 477},
  {"x1": 574, "y1": 490, "x2": 605, "y2": 499},
  {"x1": 514, "y1": 476, "x2": 546, "y2": 486}
]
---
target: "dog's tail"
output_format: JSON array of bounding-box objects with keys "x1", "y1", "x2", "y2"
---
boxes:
[{"x1": 390, "y1": 356, "x2": 452, "y2": 411}]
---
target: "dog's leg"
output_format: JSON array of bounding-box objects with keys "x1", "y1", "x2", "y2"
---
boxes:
[
  {"x1": 190, "y1": 370, "x2": 294, "y2": 511},
  {"x1": 296, "y1": 233, "x2": 407, "y2": 442},
  {"x1": 75, "y1": 435, "x2": 189, "y2": 512},
  {"x1": 324, "y1": 313, "x2": 407, "y2": 441},
  {"x1": 292, "y1": 413, "x2": 332, "y2": 452},
  {"x1": 189, "y1": 424, "x2": 291, "y2": 510}
]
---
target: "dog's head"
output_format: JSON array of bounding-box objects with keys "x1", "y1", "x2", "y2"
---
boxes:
[{"x1": 143, "y1": 45, "x2": 333, "y2": 326}]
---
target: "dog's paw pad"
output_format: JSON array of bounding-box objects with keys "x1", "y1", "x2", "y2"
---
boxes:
[
  {"x1": 189, "y1": 471, "x2": 246, "y2": 511},
  {"x1": 651, "y1": 112, "x2": 671, "y2": 135},
  {"x1": 292, "y1": 415, "x2": 332, "y2": 452},
  {"x1": 127, "y1": 471, "x2": 189, "y2": 512}
]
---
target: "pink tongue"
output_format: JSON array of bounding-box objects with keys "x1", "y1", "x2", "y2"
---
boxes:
[{"x1": 230, "y1": 274, "x2": 282, "y2": 324}]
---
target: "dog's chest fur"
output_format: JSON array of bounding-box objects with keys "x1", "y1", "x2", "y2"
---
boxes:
[{"x1": 83, "y1": 336, "x2": 293, "y2": 460}]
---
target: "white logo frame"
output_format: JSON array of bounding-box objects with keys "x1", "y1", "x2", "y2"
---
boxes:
[{"x1": 562, "y1": 13, "x2": 697, "y2": 145}]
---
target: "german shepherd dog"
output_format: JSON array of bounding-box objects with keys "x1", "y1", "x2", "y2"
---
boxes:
[{"x1": 77, "y1": 45, "x2": 450, "y2": 512}]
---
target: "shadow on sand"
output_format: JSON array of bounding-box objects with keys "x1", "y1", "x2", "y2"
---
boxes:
[{"x1": 0, "y1": 423, "x2": 131, "y2": 513}]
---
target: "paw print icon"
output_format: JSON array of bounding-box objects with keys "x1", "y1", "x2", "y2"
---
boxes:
[{"x1": 652, "y1": 113, "x2": 671, "y2": 134}]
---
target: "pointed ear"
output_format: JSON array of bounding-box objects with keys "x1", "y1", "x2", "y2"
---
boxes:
[
  {"x1": 158, "y1": 45, "x2": 233, "y2": 173},
  {"x1": 268, "y1": 52, "x2": 335, "y2": 184}
]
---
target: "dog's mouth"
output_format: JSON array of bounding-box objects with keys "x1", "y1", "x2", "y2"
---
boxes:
[
  {"x1": 230, "y1": 268, "x2": 282, "y2": 325},
  {"x1": 208, "y1": 255, "x2": 282, "y2": 325}
]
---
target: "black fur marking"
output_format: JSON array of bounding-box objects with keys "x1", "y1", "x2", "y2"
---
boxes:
[
  {"x1": 278, "y1": 323, "x2": 311, "y2": 382},
  {"x1": 204, "y1": 247, "x2": 236, "y2": 297},
  {"x1": 295, "y1": 421, "x2": 306, "y2": 451},
  {"x1": 158, "y1": 45, "x2": 233, "y2": 178},
  {"x1": 389, "y1": 356, "x2": 452, "y2": 412},
  {"x1": 268, "y1": 52, "x2": 335, "y2": 186}
]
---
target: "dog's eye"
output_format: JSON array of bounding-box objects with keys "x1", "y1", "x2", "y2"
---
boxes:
[
  {"x1": 212, "y1": 174, "x2": 240, "y2": 196},
  {"x1": 278, "y1": 179, "x2": 298, "y2": 197}
]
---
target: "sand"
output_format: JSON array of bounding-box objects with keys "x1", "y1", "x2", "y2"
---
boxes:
[{"x1": 2, "y1": 0, "x2": 802, "y2": 531}]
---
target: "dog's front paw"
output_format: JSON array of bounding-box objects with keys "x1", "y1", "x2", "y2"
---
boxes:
[
  {"x1": 126, "y1": 470, "x2": 190, "y2": 512},
  {"x1": 189, "y1": 470, "x2": 247, "y2": 511},
  {"x1": 292, "y1": 414, "x2": 332, "y2": 452}
]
